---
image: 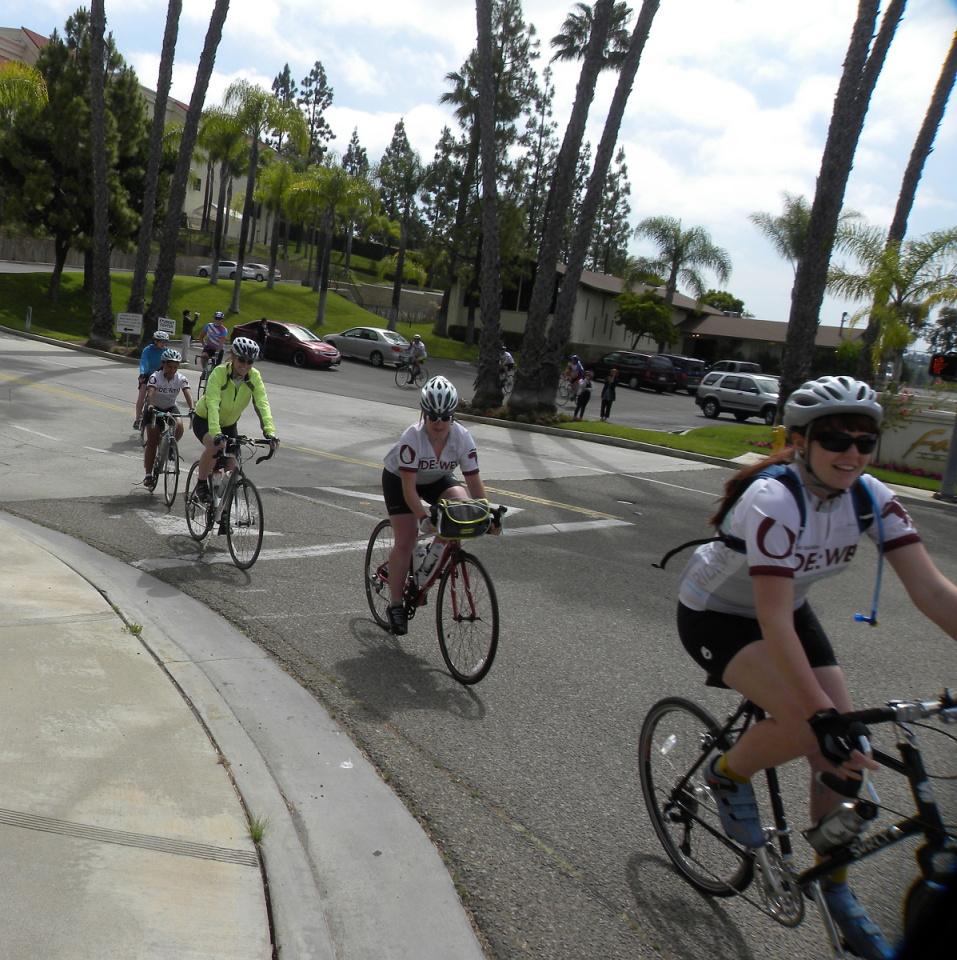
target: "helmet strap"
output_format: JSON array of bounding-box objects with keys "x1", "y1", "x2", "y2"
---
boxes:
[{"x1": 795, "y1": 423, "x2": 846, "y2": 500}]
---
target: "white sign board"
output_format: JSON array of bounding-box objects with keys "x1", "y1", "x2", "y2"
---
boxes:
[
  {"x1": 116, "y1": 312, "x2": 143, "y2": 336},
  {"x1": 157, "y1": 316, "x2": 176, "y2": 336}
]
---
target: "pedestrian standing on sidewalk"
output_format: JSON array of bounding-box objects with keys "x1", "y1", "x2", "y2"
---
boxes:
[
  {"x1": 573, "y1": 370, "x2": 593, "y2": 421},
  {"x1": 181, "y1": 309, "x2": 196, "y2": 361},
  {"x1": 600, "y1": 368, "x2": 618, "y2": 421}
]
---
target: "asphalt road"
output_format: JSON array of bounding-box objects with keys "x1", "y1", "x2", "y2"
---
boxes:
[{"x1": 2, "y1": 331, "x2": 955, "y2": 960}]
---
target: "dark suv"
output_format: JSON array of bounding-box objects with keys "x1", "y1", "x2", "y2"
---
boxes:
[
  {"x1": 585, "y1": 351, "x2": 677, "y2": 392},
  {"x1": 661, "y1": 355, "x2": 707, "y2": 394}
]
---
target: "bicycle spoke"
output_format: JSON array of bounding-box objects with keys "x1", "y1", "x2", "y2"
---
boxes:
[
  {"x1": 364, "y1": 519, "x2": 395, "y2": 630},
  {"x1": 162, "y1": 437, "x2": 179, "y2": 506},
  {"x1": 184, "y1": 461, "x2": 212, "y2": 541},
  {"x1": 436, "y1": 552, "x2": 498, "y2": 684},
  {"x1": 225, "y1": 478, "x2": 264, "y2": 569}
]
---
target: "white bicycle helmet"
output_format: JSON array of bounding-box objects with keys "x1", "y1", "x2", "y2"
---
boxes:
[
  {"x1": 214, "y1": 311, "x2": 226, "y2": 320},
  {"x1": 153, "y1": 330, "x2": 170, "y2": 341},
  {"x1": 784, "y1": 376, "x2": 883, "y2": 430},
  {"x1": 420, "y1": 376, "x2": 458, "y2": 417},
  {"x1": 230, "y1": 337, "x2": 260, "y2": 361},
  {"x1": 161, "y1": 348, "x2": 182, "y2": 363}
]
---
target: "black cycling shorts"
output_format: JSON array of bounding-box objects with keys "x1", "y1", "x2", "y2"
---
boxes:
[
  {"x1": 192, "y1": 415, "x2": 238, "y2": 445},
  {"x1": 382, "y1": 468, "x2": 459, "y2": 516},
  {"x1": 677, "y1": 601, "x2": 837, "y2": 687}
]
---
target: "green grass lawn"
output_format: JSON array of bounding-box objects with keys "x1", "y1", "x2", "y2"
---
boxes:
[{"x1": 0, "y1": 270, "x2": 938, "y2": 493}]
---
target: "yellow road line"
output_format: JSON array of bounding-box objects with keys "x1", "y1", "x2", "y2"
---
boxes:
[
  {"x1": 0, "y1": 372, "x2": 127, "y2": 412},
  {"x1": 3, "y1": 374, "x2": 623, "y2": 521}
]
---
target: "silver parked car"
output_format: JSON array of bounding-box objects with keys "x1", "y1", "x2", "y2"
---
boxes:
[
  {"x1": 695, "y1": 372, "x2": 780, "y2": 425},
  {"x1": 196, "y1": 260, "x2": 255, "y2": 280},
  {"x1": 247, "y1": 263, "x2": 281, "y2": 282},
  {"x1": 322, "y1": 326, "x2": 411, "y2": 367}
]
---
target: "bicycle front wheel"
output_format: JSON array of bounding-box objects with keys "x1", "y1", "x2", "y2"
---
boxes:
[
  {"x1": 224, "y1": 477, "x2": 264, "y2": 570},
  {"x1": 394, "y1": 366, "x2": 410, "y2": 387},
  {"x1": 184, "y1": 461, "x2": 212, "y2": 541},
  {"x1": 639, "y1": 697, "x2": 754, "y2": 896},
  {"x1": 436, "y1": 551, "x2": 498, "y2": 684},
  {"x1": 556, "y1": 380, "x2": 571, "y2": 406},
  {"x1": 413, "y1": 364, "x2": 428, "y2": 386},
  {"x1": 364, "y1": 518, "x2": 395, "y2": 629},
  {"x1": 160, "y1": 438, "x2": 180, "y2": 507}
]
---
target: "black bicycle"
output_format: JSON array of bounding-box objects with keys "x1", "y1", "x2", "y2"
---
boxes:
[
  {"x1": 394, "y1": 355, "x2": 428, "y2": 388},
  {"x1": 639, "y1": 690, "x2": 957, "y2": 955},
  {"x1": 183, "y1": 436, "x2": 276, "y2": 570}
]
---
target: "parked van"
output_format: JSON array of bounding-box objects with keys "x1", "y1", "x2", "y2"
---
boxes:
[{"x1": 660, "y1": 355, "x2": 707, "y2": 394}]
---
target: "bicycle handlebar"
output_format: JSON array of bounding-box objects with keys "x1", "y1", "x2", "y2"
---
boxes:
[
  {"x1": 841, "y1": 689, "x2": 957, "y2": 726},
  {"x1": 427, "y1": 502, "x2": 507, "y2": 532}
]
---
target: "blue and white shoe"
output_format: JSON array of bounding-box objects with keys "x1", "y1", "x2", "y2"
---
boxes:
[
  {"x1": 706, "y1": 756, "x2": 766, "y2": 848},
  {"x1": 822, "y1": 883, "x2": 894, "y2": 960}
]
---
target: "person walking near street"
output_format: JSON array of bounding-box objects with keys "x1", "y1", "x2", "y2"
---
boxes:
[
  {"x1": 600, "y1": 368, "x2": 618, "y2": 421},
  {"x1": 573, "y1": 370, "x2": 593, "y2": 421},
  {"x1": 181, "y1": 309, "x2": 196, "y2": 361}
]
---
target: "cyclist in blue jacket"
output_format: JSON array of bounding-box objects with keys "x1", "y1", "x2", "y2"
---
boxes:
[{"x1": 133, "y1": 330, "x2": 171, "y2": 429}]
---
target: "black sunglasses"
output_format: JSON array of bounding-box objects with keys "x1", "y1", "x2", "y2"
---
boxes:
[
  {"x1": 814, "y1": 431, "x2": 879, "y2": 454},
  {"x1": 426, "y1": 413, "x2": 452, "y2": 422}
]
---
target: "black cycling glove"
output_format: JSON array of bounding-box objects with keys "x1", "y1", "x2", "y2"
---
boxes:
[{"x1": 808, "y1": 708, "x2": 870, "y2": 766}]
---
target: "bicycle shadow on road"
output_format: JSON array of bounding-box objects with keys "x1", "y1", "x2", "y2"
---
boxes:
[
  {"x1": 335, "y1": 616, "x2": 488, "y2": 721},
  {"x1": 624, "y1": 852, "x2": 757, "y2": 960}
]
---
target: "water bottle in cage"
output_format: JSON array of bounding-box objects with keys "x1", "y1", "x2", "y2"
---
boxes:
[{"x1": 415, "y1": 540, "x2": 445, "y2": 587}]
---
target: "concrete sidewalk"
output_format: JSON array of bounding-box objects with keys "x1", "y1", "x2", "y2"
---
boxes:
[{"x1": 0, "y1": 512, "x2": 486, "y2": 960}]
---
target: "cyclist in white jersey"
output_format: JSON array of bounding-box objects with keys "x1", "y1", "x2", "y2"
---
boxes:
[
  {"x1": 142, "y1": 348, "x2": 194, "y2": 489},
  {"x1": 677, "y1": 376, "x2": 957, "y2": 960},
  {"x1": 380, "y1": 376, "x2": 491, "y2": 635}
]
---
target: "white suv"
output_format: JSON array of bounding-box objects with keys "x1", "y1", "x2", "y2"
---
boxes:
[{"x1": 696, "y1": 372, "x2": 780, "y2": 425}]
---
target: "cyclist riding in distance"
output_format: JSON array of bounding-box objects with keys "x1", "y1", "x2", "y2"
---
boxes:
[
  {"x1": 191, "y1": 337, "x2": 279, "y2": 502},
  {"x1": 499, "y1": 343, "x2": 515, "y2": 374},
  {"x1": 142, "y1": 348, "x2": 195, "y2": 490},
  {"x1": 200, "y1": 311, "x2": 230, "y2": 368},
  {"x1": 564, "y1": 353, "x2": 584, "y2": 387},
  {"x1": 133, "y1": 329, "x2": 171, "y2": 430},
  {"x1": 675, "y1": 375, "x2": 957, "y2": 960},
  {"x1": 381, "y1": 376, "x2": 498, "y2": 636},
  {"x1": 407, "y1": 333, "x2": 427, "y2": 372}
]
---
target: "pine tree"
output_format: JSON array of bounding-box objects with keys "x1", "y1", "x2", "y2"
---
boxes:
[{"x1": 297, "y1": 61, "x2": 334, "y2": 164}]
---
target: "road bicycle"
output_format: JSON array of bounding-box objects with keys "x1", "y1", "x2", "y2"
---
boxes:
[
  {"x1": 394, "y1": 355, "x2": 428, "y2": 388},
  {"x1": 144, "y1": 409, "x2": 186, "y2": 507},
  {"x1": 183, "y1": 436, "x2": 276, "y2": 570},
  {"x1": 500, "y1": 368, "x2": 515, "y2": 396},
  {"x1": 557, "y1": 375, "x2": 573, "y2": 406},
  {"x1": 195, "y1": 348, "x2": 223, "y2": 397},
  {"x1": 363, "y1": 501, "x2": 507, "y2": 684},
  {"x1": 638, "y1": 688, "x2": 957, "y2": 957}
]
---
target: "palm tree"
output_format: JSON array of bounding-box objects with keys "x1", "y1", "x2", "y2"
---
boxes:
[
  {"x1": 749, "y1": 192, "x2": 861, "y2": 277},
  {"x1": 0, "y1": 60, "x2": 47, "y2": 116},
  {"x1": 146, "y1": 0, "x2": 231, "y2": 333},
  {"x1": 633, "y1": 215, "x2": 731, "y2": 305},
  {"x1": 550, "y1": 1, "x2": 633, "y2": 68},
  {"x1": 829, "y1": 225, "x2": 957, "y2": 378},
  {"x1": 779, "y1": 0, "x2": 906, "y2": 404},
  {"x1": 253, "y1": 156, "x2": 296, "y2": 290},
  {"x1": 857, "y1": 28, "x2": 957, "y2": 378},
  {"x1": 127, "y1": 0, "x2": 182, "y2": 317},
  {"x1": 221, "y1": 79, "x2": 308, "y2": 314}
]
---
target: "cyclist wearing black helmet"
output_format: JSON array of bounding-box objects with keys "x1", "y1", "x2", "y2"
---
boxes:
[
  {"x1": 676, "y1": 376, "x2": 957, "y2": 959},
  {"x1": 380, "y1": 376, "x2": 494, "y2": 635},
  {"x1": 191, "y1": 337, "x2": 278, "y2": 502}
]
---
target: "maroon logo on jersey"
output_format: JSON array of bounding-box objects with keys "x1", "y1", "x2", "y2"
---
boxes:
[
  {"x1": 882, "y1": 498, "x2": 911, "y2": 526},
  {"x1": 399, "y1": 443, "x2": 416, "y2": 466},
  {"x1": 755, "y1": 516, "x2": 796, "y2": 560},
  {"x1": 467, "y1": 448, "x2": 477, "y2": 462}
]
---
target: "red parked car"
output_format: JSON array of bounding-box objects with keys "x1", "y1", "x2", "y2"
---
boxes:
[{"x1": 231, "y1": 320, "x2": 341, "y2": 369}]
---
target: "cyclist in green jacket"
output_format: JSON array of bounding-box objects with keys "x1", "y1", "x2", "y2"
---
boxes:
[{"x1": 191, "y1": 337, "x2": 279, "y2": 501}]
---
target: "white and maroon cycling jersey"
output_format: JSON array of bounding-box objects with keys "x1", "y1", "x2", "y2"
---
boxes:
[
  {"x1": 383, "y1": 421, "x2": 479, "y2": 484},
  {"x1": 679, "y1": 464, "x2": 920, "y2": 616},
  {"x1": 147, "y1": 369, "x2": 191, "y2": 410}
]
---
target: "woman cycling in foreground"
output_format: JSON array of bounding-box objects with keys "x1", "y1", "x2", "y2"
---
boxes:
[
  {"x1": 191, "y1": 337, "x2": 278, "y2": 502},
  {"x1": 380, "y1": 376, "x2": 495, "y2": 636},
  {"x1": 676, "y1": 375, "x2": 957, "y2": 960},
  {"x1": 142, "y1": 348, "x2": 194, "y2": 489}
]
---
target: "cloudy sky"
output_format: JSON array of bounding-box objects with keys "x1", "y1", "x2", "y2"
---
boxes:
[{"x1": 25, "y1": 0, "x2": 957, "y2": 327}]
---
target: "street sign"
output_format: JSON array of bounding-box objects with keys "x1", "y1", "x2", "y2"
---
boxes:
[
  {"x1": 157, "y1": 316, "x2": 176, "y2": 336},
  {"x1": 116, "y1": 312, "x2": 143, "y2": 336}
]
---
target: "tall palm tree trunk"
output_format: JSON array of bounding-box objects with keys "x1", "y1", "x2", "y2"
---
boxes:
[
  {"x1": 509, "y1": 0, "x2": 614, "y2": 413},
  {"x1": 127, "y1": 0, "x2": 182, "y2": 318},
  {"x1": 779, "y1": 0, "x2": 905, "y2": 404},
  {"x1": 857, "y1": 28, "x2": 957, "y2": 379}
]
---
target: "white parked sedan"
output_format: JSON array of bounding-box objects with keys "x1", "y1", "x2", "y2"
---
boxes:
[
  {"x1": 247, "y1": 263, "x2": 281, "y2": 282},
  {"x1": 322, "y1": 326, "x2": 410, "y2": 367},
  {"x1": 196, "y1": 260, "x2": 255, "y2": 280}
]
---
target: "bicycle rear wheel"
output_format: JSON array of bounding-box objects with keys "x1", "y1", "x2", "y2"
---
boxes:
[
  {"x1": 639, "y1": 697, "x2": 754, "y2": 896},
  {"x1": 364, "y1": 518, "x2": 395, "y2": 629},
  {"x1": 556, "y1": 380, "x2": 571, "y2": 406},
  {"x1": 184, "y1": 461, "x2": 212, "y2": 541},
  {"x1": 224, "y1": 477, "x2": 264, "y2": 569},
  {"x1": 159, "y1": 437, "x2": 180, "y2": 507},
  {"x1": 502, "y1": 372, "x2": 514, "y2": 395},
  {"x1": 436, "y1": 551, "x2": 498, "y2": 684},
  {"x1": 413, "y1": 364, "x2": 428, "y2": 386}
]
